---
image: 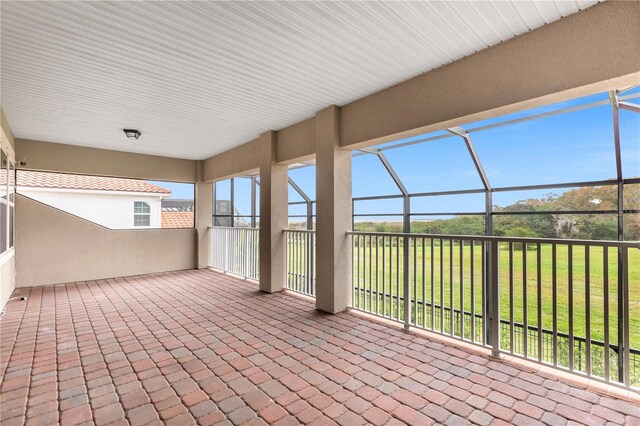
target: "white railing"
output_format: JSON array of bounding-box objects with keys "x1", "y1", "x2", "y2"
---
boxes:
[
  {"x1": 209, "y1": 226, "x2": 259, "y2": 280},
  {"x1": 349, "y1": 231, "x2": 640, "y2": 390},
  {"x1": 284, "y1": 229, "x2": 316, "y2": 297}
]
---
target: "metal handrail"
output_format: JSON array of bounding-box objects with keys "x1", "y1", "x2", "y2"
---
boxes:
[
  {"x1": 283, "y1": 229, "x2": 316, "y2": 234},
  {"x1": 347, "y1": 231, "x2": 640, "y2": 248},
  {"x1": 208, "y1": 225, "x2": 259, "y2": 230}
]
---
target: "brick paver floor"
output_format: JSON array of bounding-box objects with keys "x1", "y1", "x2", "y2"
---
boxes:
[{"x1": 1, "y1": 269, "x2": 638, "y2": 426}]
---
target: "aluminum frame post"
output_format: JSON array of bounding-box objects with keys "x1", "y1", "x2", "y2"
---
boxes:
[
  {"x1": 448, "y1": 127, "x2": 495, "y2": 348},
  {"x1": 447, "y1": 127, "x2": 491, "y2": 192},
  {"x1": 212, "y1": 181, "x2": 217, "y2": 227},
  {"x1": 230, "y1": 178, "x2": 235, "y2": 227},
  {"x1": 403, "y1": 195, "x2": 410, "y2": 330},
  {"x1": 610, "y1": 90, "x2": 626, "y2": 382},
  {"x1": 484, "y1": 190, "x2": 493, "y2": 345},
  {"x1": 376, "y1": 152, "x2": 409, "y2": 197},
  {"x1": 250, "y1": 177, "x2": 257, "y2": 228},
  {"x1": 489, "y1": 239, "x2": 501, "y2": 358},
  {"x1": 372, "y1": 151, "x2": 411, "y2": 330},
  {"x1": 609, "y1": 91, "x2": 623, "y2": 182},
  {"x1": 619, "y1": 101, "x2": 640, "y2": 113},
  {"x1": 288, "y1": 176, "x2": 313, "y2": 230}
]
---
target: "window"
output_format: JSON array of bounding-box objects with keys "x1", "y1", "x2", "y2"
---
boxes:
[{"x1": 134, "y1": 201, "x2": 151, "y2": 227}]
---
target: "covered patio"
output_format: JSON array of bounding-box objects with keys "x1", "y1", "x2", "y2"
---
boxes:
[
  {"x1": 1, "y1": 1, "x2": 640, "y2": 425},
  {"x1": 1, "y1": 270, "x2": 638, "y2": 425}
]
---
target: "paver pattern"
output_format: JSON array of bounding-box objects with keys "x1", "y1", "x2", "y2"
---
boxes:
[{"x1": 1, "y1": 269, "x2": 638, "y2": 426}]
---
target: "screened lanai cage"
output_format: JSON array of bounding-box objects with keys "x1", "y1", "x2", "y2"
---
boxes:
[{"x1": 210, "y1": 87, "x2": 640, "y2": 389}]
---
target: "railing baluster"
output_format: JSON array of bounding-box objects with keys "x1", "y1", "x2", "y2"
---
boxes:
[
  {"x1": 431, "y1": 238, "x2": 435, "y2": 331},
  {"x1": 604, "y1": 247, "x2": 610, "y2": 382},
  {"x1": 482, "y1": 242, "x2": 487, "y2": 346},
  {"x1": 471, "y1": 241, "x2": 476, "y2": 343},
  {"x1": 376, "y1": 235, "x2": 379, "y2": 316},
  {"x1": 422, "y1": 237, "x2": 426, "y2": 329},
  {"x1": 299, "y1": 232, "x2": 303, "y2": 293},
  {"x1": 397, "y1": 236, "x2": 401, "y2": 322},
  {"x1": 537, "y1": 243, "x2": 543, "y2": 363},
  {"x1": 523, "y1": 244, "x2": 528, "y2": 358},
  {"x1": 552, "y1": 244, "x2": 558, "y2": 367},
  {"x1": 291, "y1": 231, "x2": 295, "y2": 291},
  {"x1": 290, "y1": 231, "x2": 295, "y2": 291},
  {"x1": 369, "y1": 234, "x2": 373, "y2": 313},
  {"x1": 568, "y1": 244, "x2": 574, "y2": 371},
  {"x1": 440, "y1": 238, "x2": 444, "y2": 334},
  {"x1": 450, "y1": 239, "x2": 454, "y2": 337},
  {"x1": 308, "y1": 232, "x2": 312, "y2": 295},
  {"x1": 585, "y1": 245, "x2": 591, "y2": 377},
  {"x1": 388, "y1": 235, "x2": 392, "y2": 318},
  {"x1": 382, "y1": 236, "x2": 386, "y2": 317},
  {"x1": 295, "y1": 232, "x2": 299, "y2": 292},
  {"x1": 414, "y1": 236, "x2": 418, "y2": 326},
  {"x1": 460, "y1": 240, "x2": 464, "y2": 340},
  {"x1": 621, "y1": 246, "x2": 630, "y2": 388},
  {"x1": 509, "y1": 242, "x2": 514, "y2": 354},
  {"x1": 305, "y1": 233, "x2": 309, "y2": 295},
  {"x1": 404, "y1": 235, "x2": 410, "y2": 329},
  {"x1": 357, "y1": 235, "x2": 360, "y2": 308}
]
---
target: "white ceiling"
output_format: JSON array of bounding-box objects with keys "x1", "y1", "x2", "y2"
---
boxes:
[{"x1": 1, "y1": 1, "x2": 598, "y2": 160}]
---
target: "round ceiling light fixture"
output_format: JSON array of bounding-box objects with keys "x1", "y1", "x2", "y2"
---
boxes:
[{"x1": 123, "y1": 129, "x2": 141, "y2": 140}]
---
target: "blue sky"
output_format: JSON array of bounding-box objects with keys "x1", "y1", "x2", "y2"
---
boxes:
[
  {"x1": 148, "y1": 181, "x2": 195, "y2": 200},
  {"x1": 216, "y1": 89, "x2": 640, "y2": 219}
]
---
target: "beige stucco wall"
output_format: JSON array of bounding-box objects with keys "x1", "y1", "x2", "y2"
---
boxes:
[
  {"x1": 17, "y1": 139, "x2": 198, "y2": 182},
  {"x1": 195, "y1": 161, "x2": 213, "y2": 268},
  {"x1": 277, "y1": 117, "x2": 315, "y2": 165},
  {"x1": 258, "y1": 132, "x2": 288, "y2": 293},
  {"x1": 13, "y1": 138, "x2": 205, "y2": 289},
  {"x1": 16, "y1": 195, "x2": 196, "y2": 287},
  {"x1": 1, "y1": 108, "x2": 16, "y2": 310},
  {"x1": 202, "y1": 1, "x2": 640, "y2": 176},
  {"x1": 315, "y1": 106, "x2": 352, "y2": 313},
  {"x1": 203, "y1": 138, "x2": 261, "y2": 182}
]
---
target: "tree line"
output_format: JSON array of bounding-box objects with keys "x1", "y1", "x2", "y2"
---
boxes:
[{"x1": 354, "y1": 185, "x2": 640, "y2": 240}]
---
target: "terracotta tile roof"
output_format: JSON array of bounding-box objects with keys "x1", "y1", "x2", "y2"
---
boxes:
[
  {"x1": 161, "y1": 211, "x2": 194, "y2": 228},
  {"x1": 17, "y1": 170, "x2": 171, "y2": 194}
]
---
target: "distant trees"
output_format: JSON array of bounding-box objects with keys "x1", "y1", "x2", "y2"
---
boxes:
[{"x1": 352, "y1": 185, "x2": 639, "y2": 240}]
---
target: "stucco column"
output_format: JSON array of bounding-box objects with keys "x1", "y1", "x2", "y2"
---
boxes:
[
  {"x1": 315, "y1": 105, "x2": 352, "y2": 313},
  {"x1": 195, "y1": 160, "x2": 213, "y2": 269},
  {"x1": 259, "y1": 131, "x2": 288, "y2": 293}
]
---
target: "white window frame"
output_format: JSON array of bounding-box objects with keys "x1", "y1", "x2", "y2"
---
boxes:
[{"x1": 134, "y1": 201, "x2": 151, "y2": 227}]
